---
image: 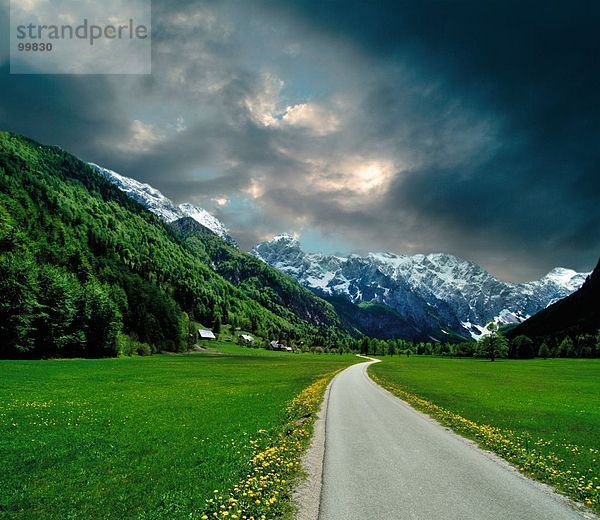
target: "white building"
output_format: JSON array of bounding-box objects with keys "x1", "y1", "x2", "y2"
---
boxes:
[
  {"x1": 198, "y1": 329, "x2": 216, "y2": 340},
  {"x1": 270, "y1": 340, "x2": 292, "y2": 352}
]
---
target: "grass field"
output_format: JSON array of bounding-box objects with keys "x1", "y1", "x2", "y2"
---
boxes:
[
  {"x1": 370, "y1": 356, "x2": 600, "y2": 510},
  {"x1": 0, "y1": 344, "x2": 357, "y2": 519}
]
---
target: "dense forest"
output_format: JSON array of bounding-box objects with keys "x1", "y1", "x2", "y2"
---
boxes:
[
  {"x1": 0, "y1": 132, "x2": 351, "y2": 358},
  {"x1": 346, "y1": 333, "x2": 600, "y2": 359}
]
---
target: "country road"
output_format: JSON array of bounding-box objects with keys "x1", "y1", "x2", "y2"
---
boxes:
[{"x1": 318, "y1": 359, "x2": 589, "y2": 520}]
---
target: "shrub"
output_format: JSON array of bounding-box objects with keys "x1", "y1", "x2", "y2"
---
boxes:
[
  {"x1": 136, "y1": 342, "x2": 152, "y2": 356},
  {"x1": 116, "y1": 333, "x2": 153, "y2": 357}
]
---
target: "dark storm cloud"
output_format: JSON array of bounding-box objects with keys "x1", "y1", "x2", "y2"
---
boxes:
[
  {"x1": 0, "y1": 0, "x2": 598, "y2": 280},
  {"x1": 266, "y1": 0, "x2": 600, "y2": 279},
  {"x1": 0, "y1": 63, "x2": 133, "y2": 158},
  {"x1": 0, "y1": 3, "x2": 131, "y2": 158}
]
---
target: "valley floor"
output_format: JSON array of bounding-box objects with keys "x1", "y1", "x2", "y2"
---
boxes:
[
  {"x1": 0, "y1": 344, "x2": 357, "y2": 519},
  {"x1": 2, "y1": 351, "x2": 597, "y2": 518}
]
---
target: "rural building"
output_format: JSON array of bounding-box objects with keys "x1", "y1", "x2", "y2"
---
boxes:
[
  {"x1": 269, "y1": 340, "x2": 292, "y2": 352},
  {"x1": 240, "y1": 334, "x2": 254, "y2": 343},
  {"x1": 198, "y1": 329, "x2": 216, "y2": 340}
]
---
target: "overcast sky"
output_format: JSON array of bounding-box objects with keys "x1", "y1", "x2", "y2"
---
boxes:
[{"x1": 1, "y1": 0, "x2": 599, "y2": 281}]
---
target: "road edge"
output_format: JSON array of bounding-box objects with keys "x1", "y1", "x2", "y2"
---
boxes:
[
  {"x1": 293, "y1": 356, "x2": 377, "y2": 520},
  {"x1": 292, "y1": 374, "x2": 333, "y2": 520},
  {"x1": 364, "y1": 362, "x2": 598, "y2": 520}
]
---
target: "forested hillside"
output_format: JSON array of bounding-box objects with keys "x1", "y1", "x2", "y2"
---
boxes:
[
  {"x1": 0, "y1": 132, "x2": 348, "y2": 358},
  {"x1": 170, "y1": 217, "x2": 348, "y2": 340}
]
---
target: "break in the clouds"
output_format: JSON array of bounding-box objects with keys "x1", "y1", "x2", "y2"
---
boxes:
[{"x1": 1, "y1": 0, "x2": 598, "y2": 281}]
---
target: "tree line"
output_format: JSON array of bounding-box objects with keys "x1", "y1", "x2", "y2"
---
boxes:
[{"x1": 332, "y1": 331, "x2": 600, "y2": 360}]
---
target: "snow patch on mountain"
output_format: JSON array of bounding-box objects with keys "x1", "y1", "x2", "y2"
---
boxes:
[
  {"x1": 539, "y1": 267, "x2": 588, "y2": 293},
  {"x1": 177, "y1": 203, "x2": 231, "y2": 242},
  {"x1": 462, "y1": 309, "x2": 526, "y2": 340},
  {"x1": 91, "y1": 163, "x2": 182, "y2": 222},
  {"x1": 90, "y1": 163, "x2": 236, "y2": 245}
]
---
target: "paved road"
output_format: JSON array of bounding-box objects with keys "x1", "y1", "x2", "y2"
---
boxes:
[{"x1": 319, "y1": 360, "x2": 588, "y2": 520}]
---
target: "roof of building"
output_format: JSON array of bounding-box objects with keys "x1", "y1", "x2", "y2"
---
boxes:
[{"x1": 198, "y1": 329, "x2": 216, "y2": 339}]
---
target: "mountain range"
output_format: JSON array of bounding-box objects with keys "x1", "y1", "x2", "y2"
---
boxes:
[
  {"x1": 91, "y1": 161, "x2": 589, "y2": 342},
  {"x1": 252, "y1": 234, "x2": 588, "y2": 340}
]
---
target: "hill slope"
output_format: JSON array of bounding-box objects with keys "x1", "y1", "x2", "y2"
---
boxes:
[
  {"x1": 508, "y1": 258, "x2": 600, "y2": 340},
  {"x1": 90, "y1": 163, "x2": 238, "y2": 246},
  {"x1": 170, "y1": 217, "x2": 353, "y2": 342},
  {"x1": 323, "y1": 296, "x2": 413, "y2": 339},
  {"x1": 0, "y1": 132, "x2": 347, "y2": 357}
]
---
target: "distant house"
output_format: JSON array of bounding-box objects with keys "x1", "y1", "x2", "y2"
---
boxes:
[
  {"x1": 198, "y1": 329, "x2": 216, "y2": 340},
  {"x1": 270, "y1": 340, "x2": 291, "y2": 352},
  {"x1": 240, "y1": 334, "x2": 254, "y2": 343}
]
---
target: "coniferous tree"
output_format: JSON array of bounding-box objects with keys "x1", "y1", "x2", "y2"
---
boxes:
[
  {"x1": 511, "y1": 335, "x2": 535, "y2": 359},
  {"x1": 558, "y1": 336, "x2": 574, "y2": 358},
  {"x1": 212, "y1": 315, "x2": 222, "y2": 335}
]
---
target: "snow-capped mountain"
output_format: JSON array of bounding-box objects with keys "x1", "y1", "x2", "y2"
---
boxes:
[
  {"x1": 252, "y1": 234, "x2": 588, "y2": 340},
  {"x1": 90, "y1": 163, "x2": 236, "y2": 246}
]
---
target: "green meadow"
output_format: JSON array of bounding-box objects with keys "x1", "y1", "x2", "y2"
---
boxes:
[
  {"x1": 370, "y1": 356, "x2": 600, "y2": 509},
  {"x1": 0, "y1": 344, "x2": 357, "y2": 519}
]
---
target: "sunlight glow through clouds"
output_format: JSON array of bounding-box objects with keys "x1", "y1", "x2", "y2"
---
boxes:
[
  {"x1": 282, "y1": 102, "x2": 340, "y2": 135},
  {"x1": 121, "y1": 120, "x2": 165, "y2": 153},
  {"x1": 212, "y1": 197, "x2": 229, "y2": 206},
  {"x1": 308, "y1": 157, "x2": 396, "y2": 199},
  {"x1": 354, "y1": 162, "x2": 394, "y2": 193},
  {"x1": 246, "y1": 177, "x2": 266, "y2": 199}
]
